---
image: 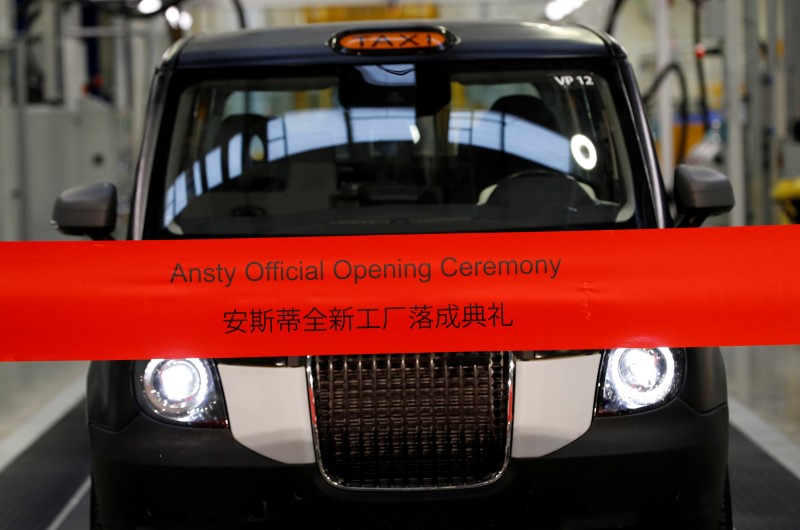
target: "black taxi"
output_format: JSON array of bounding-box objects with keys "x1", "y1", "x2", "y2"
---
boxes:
[{"x1": 53, "y1": 20, "x2": 734, "y2": 530}]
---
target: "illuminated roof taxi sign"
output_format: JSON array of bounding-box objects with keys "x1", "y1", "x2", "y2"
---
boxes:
[{"x1": 330, "y1": 27, "x2": 458, "y2": 55}]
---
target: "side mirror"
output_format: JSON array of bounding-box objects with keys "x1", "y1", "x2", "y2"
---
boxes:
[
  {"x1": 51, "y1": 182, "x2": 117, "y2": 240},
  {"x1": 673, "y1": 165, "x2": 735, "y2": 228}
]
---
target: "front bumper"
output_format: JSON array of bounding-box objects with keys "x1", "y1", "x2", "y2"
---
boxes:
[{"x1": 90, "y1": 396, "x2": 728, "y2": 530}]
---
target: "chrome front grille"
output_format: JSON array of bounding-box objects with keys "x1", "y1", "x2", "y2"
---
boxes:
[{"x1": 308, "y1": 352, "x2": 513, "y2": 490}]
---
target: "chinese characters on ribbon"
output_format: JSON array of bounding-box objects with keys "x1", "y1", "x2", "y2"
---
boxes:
[{"x1": 223, "y1": 303, "x2": 513, "y2": 334}]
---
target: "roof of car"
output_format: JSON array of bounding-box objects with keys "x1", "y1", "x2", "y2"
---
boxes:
[{"x1": 163, "y1": 20, "x2": 622, "y2": 70}]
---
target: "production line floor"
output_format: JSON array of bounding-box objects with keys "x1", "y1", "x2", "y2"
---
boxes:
[{"x1": 1, "y1": 347, "x2": 799, "y2": 529}]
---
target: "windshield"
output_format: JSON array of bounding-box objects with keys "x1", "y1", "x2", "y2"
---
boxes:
[{"x1": 154, "y1": 61, "x2": 646, "y2": 237}]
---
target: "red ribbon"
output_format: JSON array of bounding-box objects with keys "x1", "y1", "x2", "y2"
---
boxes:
[{"x1": 2, "y1": 225, "x2": 798, "y2": 361}]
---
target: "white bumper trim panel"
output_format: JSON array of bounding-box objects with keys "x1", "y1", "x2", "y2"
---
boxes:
[
  {"x1": 218, "y1": 364, "x2": 316, "y2": 464},
  {"x1": 511, "y1": 354, "x2": 601, "y2": 458}
]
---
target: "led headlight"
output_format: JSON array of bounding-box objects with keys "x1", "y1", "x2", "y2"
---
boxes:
[
  {"x1": 134, "y1": 358, "x2": 227, "y2": 427},
  {"x1": 596, "y1": 347, "x2": 684, "y2": 415}
]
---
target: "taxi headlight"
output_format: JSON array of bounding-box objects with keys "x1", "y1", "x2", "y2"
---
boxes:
[
  {"x1": 134, "y1": 358, "x2": 228, "y2": 427},
  {"x1": 596, "y1": 347, "x2": 684, "y2": 415}
]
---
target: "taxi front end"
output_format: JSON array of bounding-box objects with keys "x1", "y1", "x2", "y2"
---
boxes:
[
  {"x1": 89, "y1": 349, "x2": 728, "y2": 529},
  {"x1": 68, "y1": 21, "x2": 733, "y2": 530}
]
